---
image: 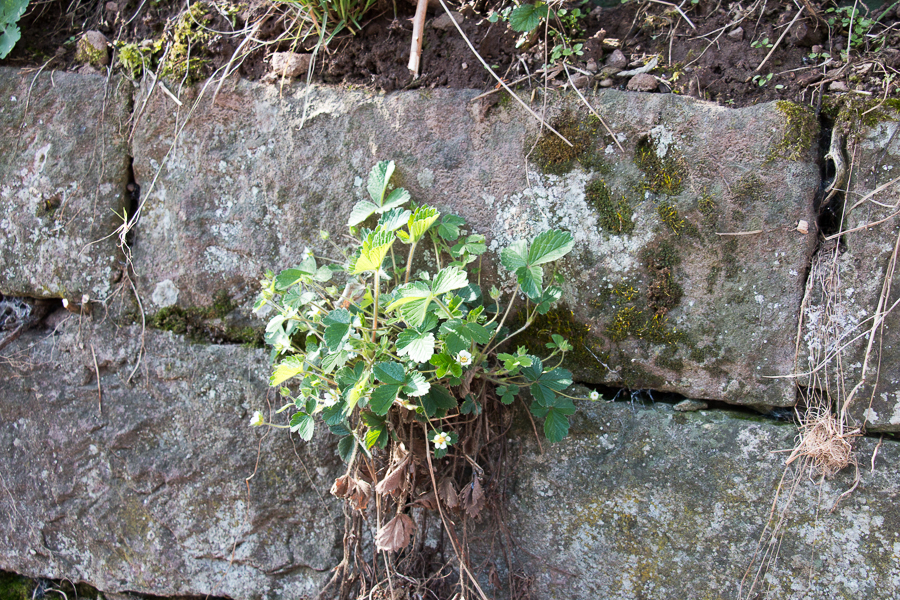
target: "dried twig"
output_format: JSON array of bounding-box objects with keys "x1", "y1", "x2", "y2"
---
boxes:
[
  {"x1": 408, "y1": 0, "x2": 428, "y2": 77},
  {"x1": 90, "y1": 343, "x2": 102, "y2": 415}
]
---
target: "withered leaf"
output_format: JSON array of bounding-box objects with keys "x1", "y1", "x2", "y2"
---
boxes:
[
  {"x1": 375, "y1": 454, "x2": 410, "y2": 497},
  {"x1": 331, "y1": 475, "x2": 352, "y2": 498},
  {"x1": 438, "y1": 478, "x2": 459, "y2": 509},
  {"x1": 413, "y1": 491, "x2": 438, "y2": 511},
  {"x1": 349, "y1": 479, "x2": 371, "y2": 511},
  {"x1": 375, "y1": 513, "x2": 416, "y2": 553},
  {"x1": 459, "y1": 477, "x2": 485, "y2": 519}
]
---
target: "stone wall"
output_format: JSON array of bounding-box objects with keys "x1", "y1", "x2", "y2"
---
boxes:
[{"x1": 2, "y1": 66, "x2": 900, "y2": 598}]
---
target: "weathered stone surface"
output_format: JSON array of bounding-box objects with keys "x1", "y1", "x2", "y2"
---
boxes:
[
  {"x1": 801, "y1": 110, "x2": 900, "y2": 430},
  {"x1": 131, "y1": 81, "x2": 818, "y2": 408},
  {"x1": 502, "y1": 386, "x2": 900, "y2": 599},
  {"x1": 0, "y1": 316, "x2": 341, "y2": 598},
  {"x1": 0, "y1": 67, "x2": 129, "y2": 301}
]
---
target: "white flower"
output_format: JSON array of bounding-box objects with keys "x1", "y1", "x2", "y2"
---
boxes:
[
  {"x1": 321, "y1": 389, "x2": 340, "y2": 408},
  {"x1": 250, "y1": 411, "x2": 265, "y2": 427},
  {"x1": 456, "y1": 350, "x2": 472, "y2": 367},
  {"x1": 301, "y1": 246, "x2": 314, "y2": 260},
  {"x1": 306, "y1": 305, "x2": 322, "y2": 319},
  {"x1": 432, "y1": 431, "x2": 452, "y2": 450},
  {"x1": 589, "y1": 390, "x2": 600, "y2": 402}
]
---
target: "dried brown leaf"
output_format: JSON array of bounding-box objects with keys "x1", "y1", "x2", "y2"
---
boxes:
[
  {"x1": 460, "y1": 477, "x2": 485, "y2": 519},
  {"x1": 438, "y1": 478, "x2": 459, "y2": 509},
  {"x1": 375, "y1": 454, "x2": 410, "y2": 497},
  {"x1": 349, "y1": 479, "x2": 371, "y2": 511},
  {"x1": 413, "y1": 491, "x2": 438, "y2": 511},
  {"x1": 330, "y1": 475, "x2": 352, "y2": 498},
  {"x1": 375, "y1": 513, "x2": 417, "y2": 553}
]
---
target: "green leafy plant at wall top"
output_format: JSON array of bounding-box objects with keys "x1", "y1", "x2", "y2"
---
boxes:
[{"x1": 0, "y1": 0, "x2": 29, "y2": 59}]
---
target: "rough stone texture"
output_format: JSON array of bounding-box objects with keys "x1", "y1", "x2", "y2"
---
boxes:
[
  {"x1": 0, "y1": 316, "x2": 341, "y2": 599},
  {"x1": 131, "y1": 80, "x2": 818, "y2": 408},
  {"x1": 502, "y1": 386, "x2": 900, "y2": 599},
  {"x1": 800, "y1": 111, "x2": 900, "y2": 430},
  {"x1": 0, "y1": 67, "x2": 129, "y2": 302}
]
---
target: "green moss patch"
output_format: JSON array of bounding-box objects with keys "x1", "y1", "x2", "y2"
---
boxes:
[
  {"x1": 532, "y1": 112, "x2": 606, "y2": 175},
  {"x1": 822, "y1": 96, "x2": 900, "y2": 132},
  {"x1": 635, "y1": 137, "x2": 686, "y2": 195},
  {"x1": 771, "y1": 101, "x2": 818, "y2": 161},
  {"x1": 586, "y1": 178, "x2": 635, "y2": 234},
  {"x1": 147, "y1": 290, "x2": 263, "y2": 346}
]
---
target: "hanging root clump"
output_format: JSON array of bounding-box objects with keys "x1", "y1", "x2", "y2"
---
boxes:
[{"x1": 319, "y1": 392, "x2": 514, "y2": 600}]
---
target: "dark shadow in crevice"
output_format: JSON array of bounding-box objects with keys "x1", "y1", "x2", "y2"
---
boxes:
[{"x1": 579, "y1": 381, "x2": 797, "y2": 423}]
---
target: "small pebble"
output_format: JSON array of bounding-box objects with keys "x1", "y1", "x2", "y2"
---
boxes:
[
  {"x1": 727, "y1": 27, "x2": 744, "y2": 41},
  {"x1": 599, "y1": 78, "x2": 614, "y2": 88},
  {"x1": 626, "y1": 73, "x2": 657, "y2": 92},
  {"x1": 829, "y1": 81, "x2": 849, "y2": 92},
  {"x1": 605, "y1": 49, "x2": 627, "y2": 70}
]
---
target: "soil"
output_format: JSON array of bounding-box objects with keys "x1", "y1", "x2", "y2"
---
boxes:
[{"x1": 4, "y1": 0, "x2": 900, "y2": 109}]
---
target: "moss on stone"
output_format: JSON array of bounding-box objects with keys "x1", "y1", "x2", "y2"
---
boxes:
[
  {"x1": 514, "y1": 305, "x2": 598, "y2": 369},
  {"x1": 531, "y1": 111, "x2": 606, "y2": 175},
  {"x1": 731, "y1": 173, "x2": 765, "y2": 207},
  {"x1": 635, "y1": 137, "x2": 686, "y2": 195},
  {"x1": 586, "y1": 178, "x2": 635, "y2": 235},
  {"x1": 771, "y1": 101, "x2": 818, "y2": 161},
  {"x1": 161, "y1": 1, "x2": 213, "y2": 83},
  {"x1": 656, "y1": 201, "x2": 686, "y2": 235},
  {"x1": 822, "y1": 96, "x2": 900, "y2": 131},
  {"x1": 147, "y1": 290, "x2": 264, "y2": 346},
  {"x1": 0, "y1": 571, "x2": 33, "y2": 600}
]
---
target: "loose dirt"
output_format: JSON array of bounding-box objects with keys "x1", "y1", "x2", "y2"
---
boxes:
[{"x1": 5, "y1": 1, "x2": 900, "y2": 108}]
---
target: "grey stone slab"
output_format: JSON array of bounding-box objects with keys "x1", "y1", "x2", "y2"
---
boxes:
[
  {"x1": 0, "y1": 316, "x2": 340, "y2": 599},
  {"x1": 0, "y1": 68, "x2": 131, "y2": 301},
  {"x1": 131, "y1": 81, "x2": 818, "y2": 408},
  {"x1": 500, "y1": 386, "x2": 900, "y2": 599},
  {"x1": 800, "y1": 110, "x2": 900, "y2": 430}
]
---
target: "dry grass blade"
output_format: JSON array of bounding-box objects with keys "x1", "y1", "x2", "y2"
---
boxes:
[{"x1": 785, "y1": 409, "x2": 859, "y2": 478}]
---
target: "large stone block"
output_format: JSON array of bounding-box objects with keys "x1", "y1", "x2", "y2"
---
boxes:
[
  {"x1": 0, "y1": 316, "x2": 341, "y2": 598},
  {"x1": 132, "y1": 81, "x2": 817, "y2": 408},
  {"x1": 502, "y1": 389, "x2": 900, "y2": 599},
  {"x1": 800, "y1": 109, "x2": 900, "y2": 430},
  {"x1": 0, "y1": 68, "x2": 131, "y2": 301}
]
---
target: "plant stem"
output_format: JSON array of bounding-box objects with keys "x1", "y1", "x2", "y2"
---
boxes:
[
  {"x1": 404, "y1": 241, "x2": 418, "y2": 284},
  {"x1": 371, "y1": 269, "x2": 381, "y2": 343}
]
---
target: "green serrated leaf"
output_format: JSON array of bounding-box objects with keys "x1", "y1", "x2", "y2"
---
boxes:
[
  {"x1": 527, "y1": 230, "x2": 575, "y2": 265},
  {"x1": 438, "y1": 214, "x2": 465, "y2": 241},
  {"x1": 373, "y1": 361, "x2": 406, "y2": 385},
  {"x1": 500, "y1": 239, "x2": 528, "y2": 272},
  {"x1": 365, "y1": 425, "x2": 390, "y2": 449},
  {"x1": 367, "y1": 160, "x2": 395, "y2": 206},
  {"x1": 338, "y1": 435, "x2": 357, "y2": 462},
  {"x1": 369, "y1": 384, "x2": 401, "y2": 415},
  {"x1": 348, "y1": 200, "x2": 379, "y2": 227},
  {"x1": 274, "y1": 268, "x2": 311, "y2": 291},
  {"x1": 432, "y1": 265, "x2": 468, "y2": 296},
  {"x1": 509, "y1": 2, "x2": 548, "y2": 32},
  {"x1": 378, "y1": 207, "x2": 411, "y2": 231},
  {"x1": 351, "y1": 227, "x2": 395, "y2": 274},
  {"x1": 542, "y1": 408, "x2": 570, "y2": 443},
  {"x1": 406, "y1": 205, "x2": 441, "y2": 243},
  {"x1": 403, "y1": 371, "x2": 431, "y2": 397},
  {"x1": 271, "y1": 355, "x2": 305, "y2": 386},
  {"x1": 380, "y1": 187, "x2": 411, "y2": 212},
  {"x1": 517, "y1": 264, "x2": 543, "y2": 301},
  {"x1": 396, "y1": 329, "x2": 436, "y2": 363},
  {"x1": 289, "y1": 412, "x2": 315, "y2": 441}
]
